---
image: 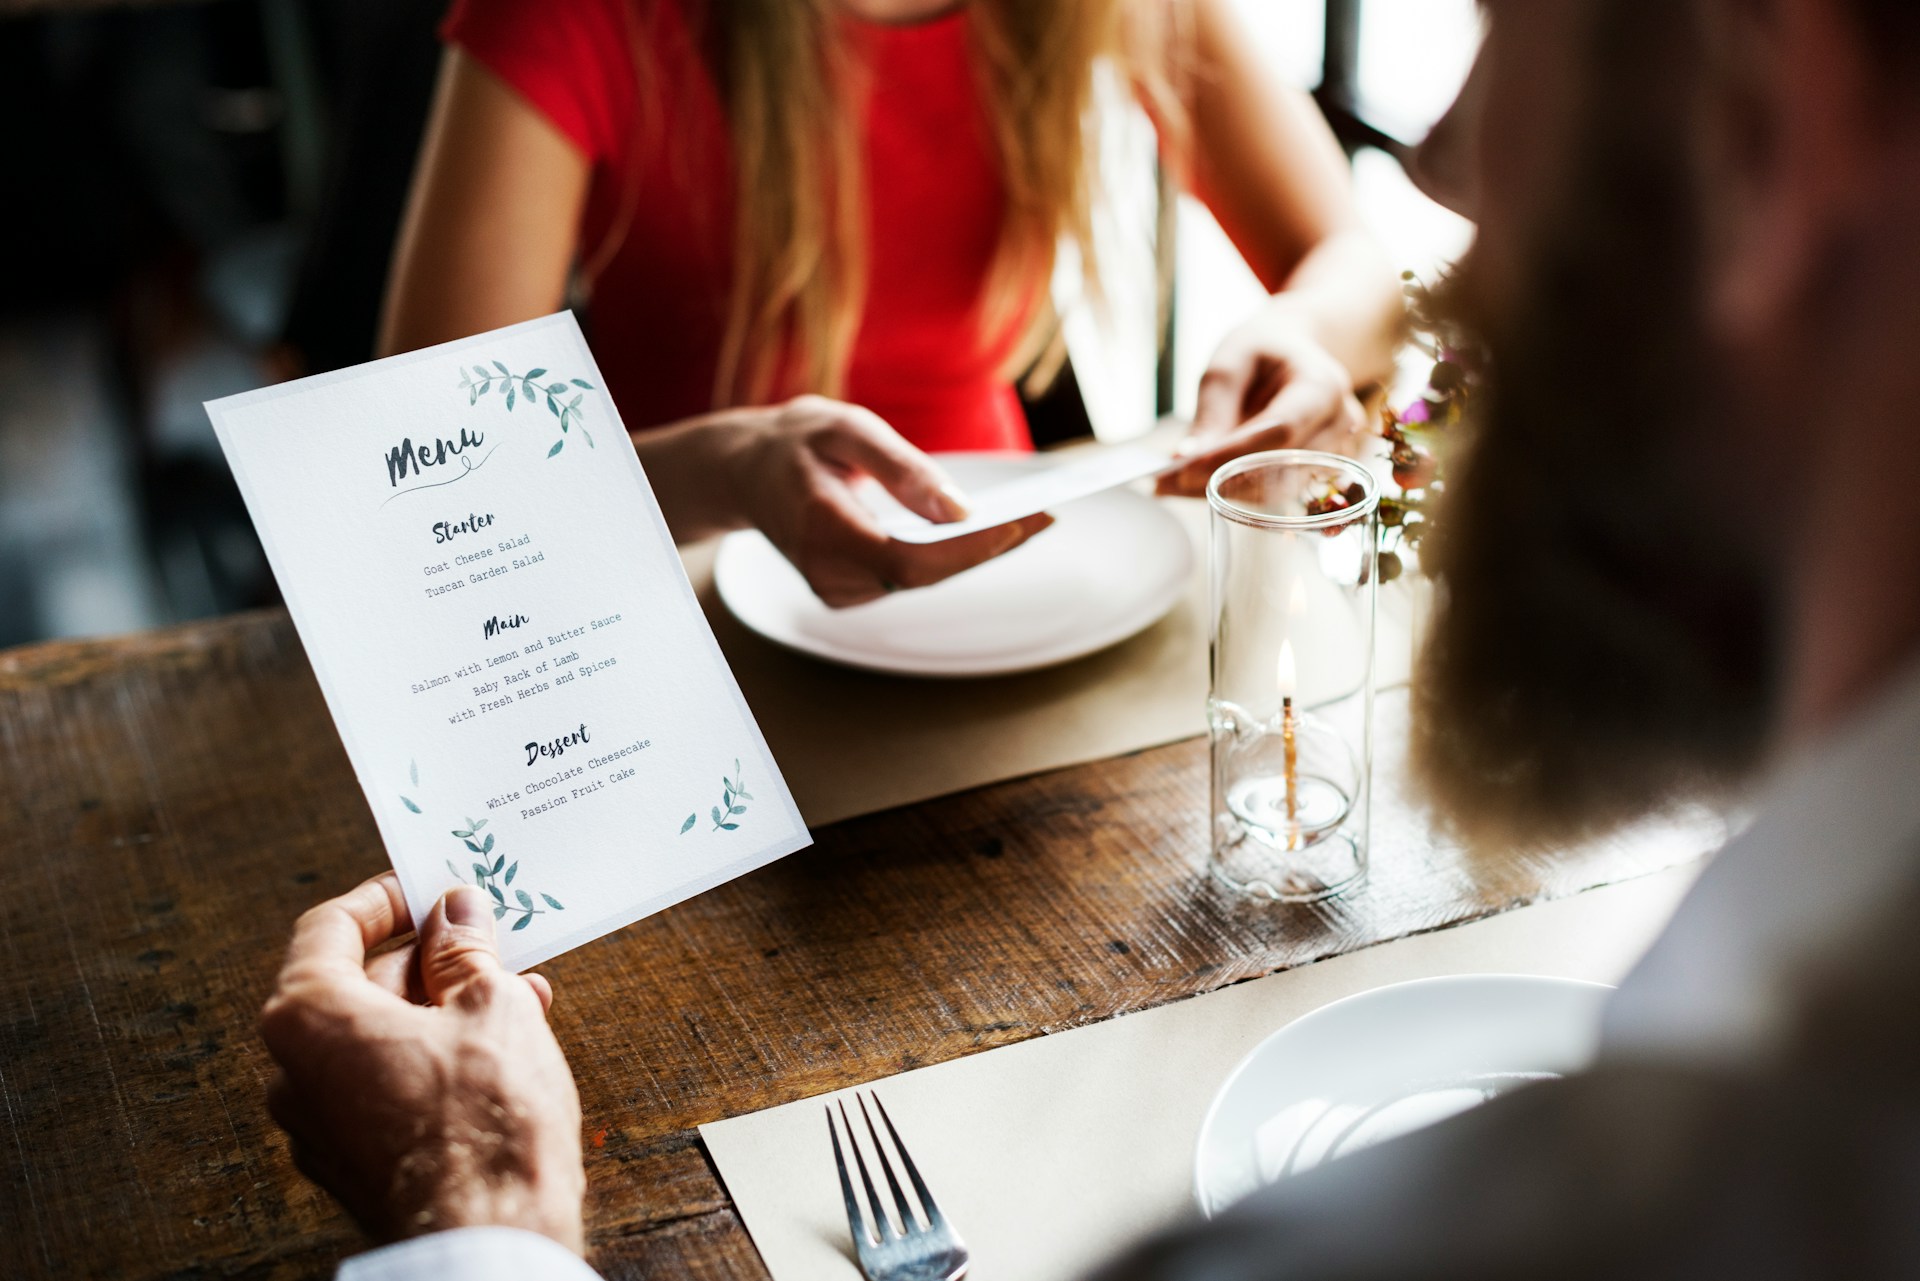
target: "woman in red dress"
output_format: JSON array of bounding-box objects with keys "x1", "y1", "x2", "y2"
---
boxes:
[{"x1": 381, "y1": 0, "x2": 1401, "y2": 605}]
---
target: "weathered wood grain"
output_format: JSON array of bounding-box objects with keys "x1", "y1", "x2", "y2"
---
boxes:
[{"x1": 0, "y1": 611, "x2": 1705, "y2": 1279}]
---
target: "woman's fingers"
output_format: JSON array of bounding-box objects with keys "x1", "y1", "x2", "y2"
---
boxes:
[
  {"x1": 810, "y1": 404, "x2": 970, "y2": 525},
  {"x1": 797, "y1": 509, "x2": 1054, "y2": 609},
  {"x1": 1164, "y1": 347, "x2": 1281, "y2": 497},
  {"x1": 778, "y1": 471, "x2": 901, "y2": 606},
  {"x1": 1158, "y1": 371, "x2": 1357, "y2": 498},
  {"x1": 756, "y1": 394, "x2": 1056, "y2": 606},
  {"x1": 876, "y1": 514, "x2": 1054, "y2": 595},
  {"x1": 1190, "y1": 351, "x2": 1257, "y2": 444}
]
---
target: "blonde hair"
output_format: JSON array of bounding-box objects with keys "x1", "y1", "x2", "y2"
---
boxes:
[{"x1": 614, "y1": 0, "x2": 1187, "y2": 409}]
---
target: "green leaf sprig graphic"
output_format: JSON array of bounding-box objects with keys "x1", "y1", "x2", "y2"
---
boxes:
[
  {"x1": 457, "y1": 362, "x2": 597, "y2": 457},
  {"x1": 683, "y1": 758, "x2": 752, "y2": 834},
  {"x1": 442, "y1": 817, "x2": 566, "y2": 932},
  {"x1": 403, "y1": 761, "x2": 564, "y2": 932}
]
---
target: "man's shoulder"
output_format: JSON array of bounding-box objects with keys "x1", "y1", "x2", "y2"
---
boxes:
[{"x1": 1099, "y1": 905, "x2": 1920, "y2": 1281}]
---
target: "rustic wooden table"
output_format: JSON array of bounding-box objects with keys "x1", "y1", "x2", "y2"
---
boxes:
[{"x1": 0, "y1": 610, "x2": 1701, "y2": 1280}]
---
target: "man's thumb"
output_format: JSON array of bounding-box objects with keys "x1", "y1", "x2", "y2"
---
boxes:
[{"x1": 419, "y1": 886, "x2": 506, "y2": 1006}]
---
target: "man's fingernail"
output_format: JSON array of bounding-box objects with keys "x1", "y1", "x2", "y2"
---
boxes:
[
  {"x1": 446, "y1": 885, "x2": 493, "y2": 928},
  {"x1": 937, "y1": 482, "x2": 971, "y2": 521}
]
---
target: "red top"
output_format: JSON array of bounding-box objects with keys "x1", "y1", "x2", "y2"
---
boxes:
[{"x1": 441, "y1": 0, "x2": 1034, "y2": 453}]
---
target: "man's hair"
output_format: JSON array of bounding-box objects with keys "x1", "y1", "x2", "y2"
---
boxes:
[{"x1": 1411, "y1": 0, "x2": 1779, "y2": 851}]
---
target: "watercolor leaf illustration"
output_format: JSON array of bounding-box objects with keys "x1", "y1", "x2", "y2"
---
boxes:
[
  {"x1": 709, "y1": 759, "x2": 751, "y2": 832},
  {"x1": 458, "y1": 362, "x2": 598, "y2": 456},
  {"x1": 443, "y1": 844, "x2": 566, "y2": 930},
  {"x1": 412, "y1": 764, "x2": 564, "y2": 931},
  {"x1": 680, "y1": 759, "x2": 753, "y2": 835}
]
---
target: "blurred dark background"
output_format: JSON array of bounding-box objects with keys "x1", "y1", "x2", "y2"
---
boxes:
[
  {"x1": 0, "y1": 0, "x2": 445, "y2": 648},
  {"x1": 0, "y1": 0, "x2": 1471, "y2": 650}
]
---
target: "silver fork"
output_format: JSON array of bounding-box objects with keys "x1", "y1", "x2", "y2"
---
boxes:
[{"x1": 827, "y1": 1093, "x2": 970, "y2": 1281}]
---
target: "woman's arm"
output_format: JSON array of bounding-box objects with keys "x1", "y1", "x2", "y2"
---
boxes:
[
  {"x1": 381, "y1": 49, "x2": 588, "y2": 357},
  {"x1": 1181, "y1": 0, "x2": 1400, "y2": 383},
  {"x1": 380, "y1": 51, "x2": 1045, "y2": 604},
  {"x1": 1157, "y1": 0, "x2": 1405, "y2": 496}
]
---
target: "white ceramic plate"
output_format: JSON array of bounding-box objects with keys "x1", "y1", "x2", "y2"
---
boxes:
[
  {"x1": 1194, "y1": 974, "x2": 1613, "y2": 1217},
  {"x1": 713, "y1": 454, "x2": 1193, "y2": 678}
]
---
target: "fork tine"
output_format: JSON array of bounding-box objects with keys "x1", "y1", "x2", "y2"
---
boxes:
[
  {"x1": 869, "y1": 1093, "x2": 947, "y2": 1227},
  {"x1": 827, "y1": 1107, "x2": 874, "y2": 1247},
  {"x1": 857, "y1": 1093, "x2": 920, "y2": 1233},
  {"x1": 838, "y1": 1099, "x2": 896, "y2": 1239}
]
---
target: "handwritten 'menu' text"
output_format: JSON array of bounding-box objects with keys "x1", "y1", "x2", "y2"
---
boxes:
[{"x1": 386, "y1": 428, "x2": 485, "y2": 487}]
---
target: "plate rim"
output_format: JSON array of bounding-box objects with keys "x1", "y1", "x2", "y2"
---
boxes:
[
  {"x1": 1191, "y1": 972, "x2": 1616, "y2": 1216},
  {"x1": 713, "y1": 454, "x2": 1195, "y2": 679}
]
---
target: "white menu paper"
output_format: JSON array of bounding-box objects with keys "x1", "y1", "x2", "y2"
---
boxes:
[
  {"x1": 876, "y1": 444, "x2": 1173, "y2": 543},
  {"x1": 208, "y1": 312, "x2": 810, "y2": 970}
]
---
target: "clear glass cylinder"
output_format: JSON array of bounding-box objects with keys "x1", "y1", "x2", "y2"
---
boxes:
[{"x1": 1208, "y1": 450, "x2": 1378, "y2": 901}]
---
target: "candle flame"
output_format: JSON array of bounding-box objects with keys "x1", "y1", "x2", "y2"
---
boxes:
[{"x1": 1276, "y1": 638, "x2": 1297, "y2": 701}]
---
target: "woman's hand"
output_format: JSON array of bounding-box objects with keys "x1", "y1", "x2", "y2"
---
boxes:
[
  {"x1": 724, "y1": 395, "x2": 1052, "y2": 608},
  {"x1": 259, "y1": 875, "x2": 585, "y2": 1252},
  {"x1": 1150, "y1": 0, "x2": 1404, "y2": 500},
  {"x1": 1156, "y1": 310, "x2": 1370, "y2": 499}
]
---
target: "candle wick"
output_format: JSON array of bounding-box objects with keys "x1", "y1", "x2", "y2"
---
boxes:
[{"x1": 1282, "y1": 695, "x2": 1299, "y2": 850}]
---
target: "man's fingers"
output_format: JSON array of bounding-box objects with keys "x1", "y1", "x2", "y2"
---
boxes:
[
  {"x1": 817, "y1": 412, "x2": 969, "y2": 524},
  {"x1": 279, "y1": 872, "x2": 412, "y2": 983},
  {"x1": 364, "y1": 941, "x2": 419, "y2": 1000},
  {"x1": 524, "y1": 972, "x2": 554, "y2": 1013},
  {"x1": 265, "y1": 1068, "x2": 303, "y2": 1134},
  {"x1": 417, "y1": 885, "x2": 513, "y2": 1010}
]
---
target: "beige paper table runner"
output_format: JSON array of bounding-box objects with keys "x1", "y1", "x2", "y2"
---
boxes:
[
  {"x1": 679, "y1": 499, "x2": 1421, "y2": 828},
  {"x1": 701, "y1": 866, "x2": 1697, "y2": 1281}
]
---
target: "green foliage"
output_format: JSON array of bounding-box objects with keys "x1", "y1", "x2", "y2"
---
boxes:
[
  {"x1": 458, "y1": 363, "x2": 599, "y2": 456},
  {"x1": 709, "y1": 758, "x2": 752, "y2": 832},
  {"x1": 414, "y1": 764, "x2": 563, "y2": 931}
]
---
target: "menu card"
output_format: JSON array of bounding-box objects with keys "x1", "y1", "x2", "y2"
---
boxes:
[{"x1": 207, "y1": 312, "x2": 810, "y2": 970}]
